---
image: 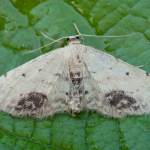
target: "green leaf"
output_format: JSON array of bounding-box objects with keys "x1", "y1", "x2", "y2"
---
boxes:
[{"x1": 0, "y1": 0, "x2": 150, "y2": 150}]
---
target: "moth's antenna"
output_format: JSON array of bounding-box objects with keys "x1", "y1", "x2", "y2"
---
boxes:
[
  {"x1": 22, "y1": 27, "x2": 133, "y2": 55},
  {"x1": 41, "y1": 32, "x2": 64, "y2": 47},
  {"x1": 22, "y1": 35, "x2": 83, "y2": 54},
  {"x1": 73, "y1": 23, "x2": 84, "y2": 44},
  {"x1": 79, "y1": 34, "x2": 133, "y2": 38}
]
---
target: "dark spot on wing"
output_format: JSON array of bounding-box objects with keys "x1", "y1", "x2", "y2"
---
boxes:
[
  {"x1": 15, "y1": 92, "x2": 47, "y2": 112},
  {"x1": 65, "y1": 92, "x2": 69, "y2": 96},
  {"x1": 133, "y1": 106, "x2": 140, "y2": 110},
  {"x1": 22, "y1": 73, "x2": 26, "y2": 77},
  {"x1": 77, "y1": 55, "x2": 79, "y2": 59},
  {"x1": 77, "y1": 72, "x2": 80, "y2": 76},
  {"x1": 115, "y1": 57, "x2": 119, "y2": 61},
  {"x1": 79, "y1": 88, "x2": 83, "y2": 94},
  {"x1": 39, "y1": 69, "x2": 41, "y2": 71},
  {"x1": 4, "y1": 73, "x2": 7, "y2": 77},
  {"x1": 126, "y1": 72, "x2": 129, "y2": 75},
  {"x1": 110, "y1": 67, "x2": 112, "y2": 69},
  {"x1": 92, "y1": 71, "x2": 96, "y2": 73},
  {"x1": 20, "y1": 94, "x2": 23, "y2": 96},
  {"x1": 105, "y1": 90, "x2": 139, "y2": 110},
  {"x1": 65, "y1": 77, "x2": 69, "y2": 81},
  {"x1": 146, "y1": 72, "x2": 149, "y2": 76},
  {"x1": 6, "y1": 105, "x2": 13, "y2": 111},
  {"x1": 70, "y1": 72, "x2": 74, "y2": 77},
  {"x1": 79, "y1": 96, "x2": 82, "y2": 102},
  {"x1": 54, "y1": 73, "x2": 61, "y2": 76},
  {"x1": 85, "y1": 90, "x2": 89, "y2": 94},
  {"x1": 78, "y1": 78, "x2": 81, "y2": 84}
]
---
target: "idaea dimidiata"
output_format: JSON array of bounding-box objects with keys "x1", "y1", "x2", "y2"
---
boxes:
[{"x1": 0, "y1": 36, "x2": 150, "y2": 118}]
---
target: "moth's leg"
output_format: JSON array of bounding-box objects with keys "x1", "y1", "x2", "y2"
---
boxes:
[{"x1": 137, "y1": 65, "x2": 144, "y2": 68}]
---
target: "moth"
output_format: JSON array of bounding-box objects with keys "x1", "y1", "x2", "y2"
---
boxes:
[{"x1": 0, "y1": 26, "x2": 150, "y2": 119}]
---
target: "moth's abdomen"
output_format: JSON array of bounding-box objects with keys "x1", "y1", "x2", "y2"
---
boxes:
[{"x1": 69, "y1": 47, "x2": 84, "y2": 116}]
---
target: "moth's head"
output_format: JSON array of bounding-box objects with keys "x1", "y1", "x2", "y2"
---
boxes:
[{"x1": 67, "y1": 36, "x2": 80, "y2": 45}]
